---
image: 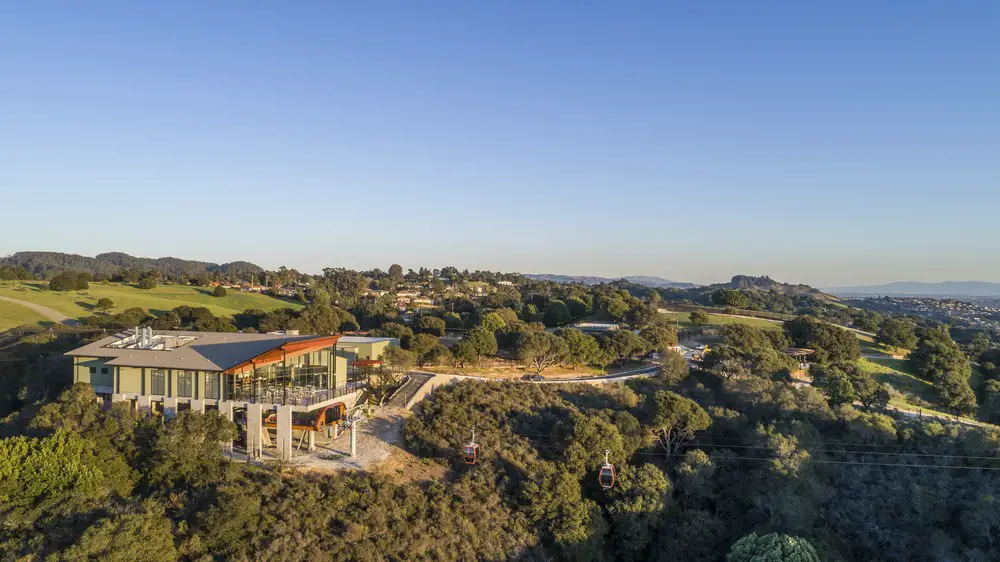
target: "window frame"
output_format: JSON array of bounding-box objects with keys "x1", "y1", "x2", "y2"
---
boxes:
[
  {"x1": 150, "y1": 369, "x2": 166, "y2": 396},
  {"x1": 204, "y1": 372, "x2": 220, "y2": 400},
  {"x1": 177, "y1": 370, "x2": 193, "y2": 398}
]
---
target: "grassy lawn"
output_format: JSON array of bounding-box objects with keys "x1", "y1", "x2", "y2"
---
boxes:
[
  {"x1": 0, "y1": 300, "x2": 50, "y2": 331},
  {"x1": 659, "y1": 310, "x2": 782, "y2": 330},
  {"x1": 0, "y1": 281, "x2": 302, "y2": 325},
  {"x1": 855, "y1": 357, "x2": 978, "y2": 420}
]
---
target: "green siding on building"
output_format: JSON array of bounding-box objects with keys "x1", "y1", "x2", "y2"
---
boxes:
[
  {"x1": 118, "y1": 366, "x2": 143, "y2": 394},
  {"x1": 73, "y1": 357, "x2": 114, "y2": 388}
]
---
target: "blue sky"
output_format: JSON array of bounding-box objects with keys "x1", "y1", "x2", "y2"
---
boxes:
[{"x1": 1, "y1": 1, "x2": 997, "y2": 286}]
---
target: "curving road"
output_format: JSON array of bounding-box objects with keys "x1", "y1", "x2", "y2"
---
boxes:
[{"x1": 0, "y1": 296, "x2": 79, "y2": 327}]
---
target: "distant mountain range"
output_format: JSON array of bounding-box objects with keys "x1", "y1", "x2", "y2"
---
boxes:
[
  {"x1": 827, "y1": 281, "x2": 1000, "y2": 297},
  {"x1": 526, "y1": 274, "x2": 699, "y2": 289}
]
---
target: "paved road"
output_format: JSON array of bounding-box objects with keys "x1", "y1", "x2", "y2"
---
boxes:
[
  {"x1": 410, "y1": 364, "x2": 661, "y2": 386},
  {"x1": 386, "y1": 373, "x2": 433, "y2": 407},
  {"x1": 0, "y1": 296, "x2": 79, "y2": 326}
]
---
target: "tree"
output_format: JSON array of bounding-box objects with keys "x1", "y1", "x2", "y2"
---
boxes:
[
  {"x1": 373, "y1": 322, "x2": 413, "y2": 340},
  {"x1": 137, "y1": 278, "x2": 157, "y2": 290},
  {"x1": 381, "y1": 345, "x2": 417, "y2": 373},
  {"x1": 96, "y1": 297, "x2": 114, "y2": 312},
  {"x1": 784, "y1": 316, "x2": 860, "y2": 363},
  {"x1": 877, "y1": 317, "x2": 918, "y2": 350},
  {"x1": 451, "y1": 340, "x2": 480, "y2": 367},
  {"x1": 625, "y1": 302, "x2": 658, "y2": 329},
  {"x1": 810, "y1": 364, "x2": 856, "y2": 407},
  {"x1": 320, "y1": 267, "x2": 369, "y2": 308},
  {"x1": 213, "y1": 285, "x2": 228, "y2": 297},
  {"x1": 49, "y1": 272, "x2": 85, "y2": 291},
  {"x1": 479, "y1": 311, "x2": 508, "y2": 332},
  {"x1": 556, "y1": 328, "x2": 601, "y2": 368},
  {"x1": 650, "y1": 391, "x2": 711, "y2": 456},
  {"x1": 979, "y1": 380, "x2": 1000, "y2": 424},
  {"x1": 658, "y1": 352, "x2": 689, "y2": 385},
  {"x1": 689, "y1": 310, "x2": 710, "y2": 325},
  {"x1": 62, "y1": 501, "x2": 178, "y2": 562},
  {"x1": 466, "y1": 326, "x2": 498, "y2": 357},
  {"x1": 726, "y1": 532, "x2": 819, "y2": 562},
  {"x1": 516, "y1": 331, "x2": 569, "y2": 375},
  {"x1": 388, "y1": 263, "x2": 404, "y2": 283},
  {"x1": 0, "y1": 430, "x2": 133, "y2": 528},
  {"x1": 600, "y1": 330, "x2": 649, "y2": 365},
  {"x1": 543, "y1": 300, "x2": 572, "y2": 326},
  {"x1": 417, "y1": 315, "x2": 447, "y2": 337},
  {"x1": 566, "y1": 296, "x2": 590, "y2": 318},
  {"x1": 909, "y1": 330, "x2": 977, "y2": 413},
  {"x1": 607, "y1": 464, "x2": 672, "y2": 562},
  {"x1": 144, "y1": 411, "x2": 237, "y2": 491},
  {"x1": 712, "y1": 289, "x2": 749, "y2": 309},
  {"x1": 639, "y1": 325, "x2": 678, "y2": 352},
  {"x1": 407, "y1": 333, "x2": 441, "y2": 356},
  {"x1": 604, "y1": 297, "x2": 629, "y2": 321}
]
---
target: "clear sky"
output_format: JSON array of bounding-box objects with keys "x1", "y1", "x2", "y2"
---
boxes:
[{"x1": 2, "y1": 1, "x2": 997, "y2": 286}]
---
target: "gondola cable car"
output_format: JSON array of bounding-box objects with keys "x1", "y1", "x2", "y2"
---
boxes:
[
  {"x1": 462, "y1": 427, "x2": 479, "y2": 465},
  {"x1": 598, "y1": 449, "x2": 615, "y2": 489}
]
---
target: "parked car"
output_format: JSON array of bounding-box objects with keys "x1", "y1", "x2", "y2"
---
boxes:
[{"x1": 521, "y1": 373, "x2": 545, "y2": 382}]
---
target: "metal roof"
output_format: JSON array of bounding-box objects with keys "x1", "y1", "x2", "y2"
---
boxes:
[
  {"x1": 336, "y1": 336, "x2": 396, "y2": 343},
  {"x1": 66, "y1": 329, "x2": 332, "y2": 372}
]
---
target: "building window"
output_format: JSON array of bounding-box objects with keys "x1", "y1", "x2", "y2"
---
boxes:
[
  {"x1": 89, "y1": 367, "x2": 96, "y2": 374},
  {"x1": 177, "y1": 371, "x2": 193, "y2": 397},
  {"x1": 150, "y1": 370, "x2": 166, "y2": 396},
  {"x1": 101, "y1": 367, "x2": 108, "y2": 374},
  {"x1": 205, "y1": 373, "x2": 220, "y2": 400}
]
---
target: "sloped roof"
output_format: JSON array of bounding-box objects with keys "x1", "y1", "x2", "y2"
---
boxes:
[{"x1": 66, "y1": 329, "x2": 334, "y2": 372}]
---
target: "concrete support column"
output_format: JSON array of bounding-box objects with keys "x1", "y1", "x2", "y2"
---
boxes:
[
  {"x1": 350, "y1": 421, "x2": 359, "y2": 457},
  {"x1": 276, "y1": 406, "x2": 293, "y2": 461},
  {"x1": 137, "y1": 395, "x2": 152, "y2": 415},
  {"x1": 246, "y1": 404, "x2": 263, "y2": 460},
  {"x1": 163, "y1": 397, "x2": 178, "y2": 419},
  {"x1": 189, "y1": 399, "x2": 205, "y2": 413},
  {"x1": 307, "y1": 430, "x2": 316, "y2": 452},
  {"x1": 218, "y1": 401, "x2": 235, "y2": 455}
]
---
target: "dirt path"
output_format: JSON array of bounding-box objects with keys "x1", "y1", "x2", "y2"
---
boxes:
[{"x1": 0, "y1": 296, "x2": 78, "y2": 326}]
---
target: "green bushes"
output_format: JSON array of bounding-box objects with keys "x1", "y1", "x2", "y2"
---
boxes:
[{"x1": 48, "y1": 272, "x2": 90, "y2": 291}]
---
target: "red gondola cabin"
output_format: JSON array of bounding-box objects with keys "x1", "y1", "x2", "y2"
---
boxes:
[
  {"x1": 463, "y1": 443, "x2": 479, "y2": 465},
  {"x1": 598, "y1": 463, "x2": 615, "y2": 489}
]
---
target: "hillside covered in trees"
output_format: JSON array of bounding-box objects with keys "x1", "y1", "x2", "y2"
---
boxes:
[
  {"x1": 1, "y1": 251, "x2": 264, "y2": 281},
  {"x1": 3, "y1": 354, "x2": 999, "y2": 560}
]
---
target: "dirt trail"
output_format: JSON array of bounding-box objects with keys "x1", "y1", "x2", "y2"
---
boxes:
[{"x1": 0, "y1": 296, "x2": 79, "y2": 326}]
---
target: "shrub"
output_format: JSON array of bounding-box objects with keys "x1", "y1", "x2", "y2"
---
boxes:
[
  {"x1": 137, "y1": 278, "x2": 157, "y2": 290},
  {"x1": 213, "y1": 285, "x2": 227, "y2": 297}
]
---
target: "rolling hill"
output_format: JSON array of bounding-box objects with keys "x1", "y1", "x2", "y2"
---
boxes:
[
  {"x1": 1, "y1": 251, "x2": 264, "y2": 280},
  {"x1": 0, "y1": 281, "x2": 301, "y2": 328},
  {"x1": 526, "y1": 274, "x2": 698, "y2": 289}
]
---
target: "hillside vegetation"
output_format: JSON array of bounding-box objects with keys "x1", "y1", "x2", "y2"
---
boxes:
[{"x1": 0, "y1": 281, "x2": 300, "y2": 326}]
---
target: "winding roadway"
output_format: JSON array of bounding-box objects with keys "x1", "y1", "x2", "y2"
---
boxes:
[{"x1": 0, "y1": 296, "x2": 79, "y2": 327}]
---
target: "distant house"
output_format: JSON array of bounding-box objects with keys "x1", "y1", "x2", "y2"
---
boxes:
[{"x1": 497, "y1": 280, "x2": 514, "y2": 286}]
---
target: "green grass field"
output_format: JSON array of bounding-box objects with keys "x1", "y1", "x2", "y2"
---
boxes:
[
  {"x1": 0, "y1": 299, "x2": 50, "y2": 331},
  {"x1": 0, "y1": 281, "x2": 302, "y2": 326},
  {"x1": 659, "y1": 310, "x2": 782, "y2": 330}
]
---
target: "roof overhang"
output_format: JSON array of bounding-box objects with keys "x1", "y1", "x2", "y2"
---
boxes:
[{"x1": 224, "y1": 335, "x2": 341, "y2": 374}]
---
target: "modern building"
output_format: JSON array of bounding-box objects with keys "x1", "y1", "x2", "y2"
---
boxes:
[
  {"x1": 66, "y1": 327, "x2": 361, "y2": 461},
  {"x1": 334, "y1": 336, "x2": 398, "y2": 371}
]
